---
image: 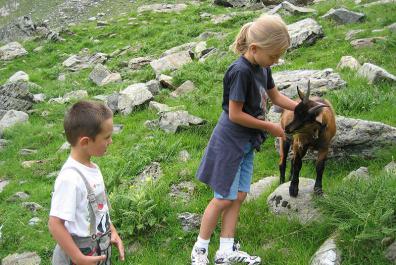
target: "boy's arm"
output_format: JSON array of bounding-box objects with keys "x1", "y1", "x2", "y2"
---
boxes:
[
  {"x1": 267, "y1": 87, "x2": 298, "y2": 111},
  {"x1": 48, "y1": 216, "x2": 106, "y2": 265},
  {"x1": 110, "y1": 223, "x2": 125, "y2": 261}
]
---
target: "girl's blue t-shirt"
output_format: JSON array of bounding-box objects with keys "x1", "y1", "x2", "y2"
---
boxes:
[{"x1": 222, "y1": 56, "x2": 275, "y2": 118}]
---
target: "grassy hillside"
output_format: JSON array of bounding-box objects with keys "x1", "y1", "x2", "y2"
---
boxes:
[{"x1": 0, "y1": 0, "x2": 395, "y2": 264}]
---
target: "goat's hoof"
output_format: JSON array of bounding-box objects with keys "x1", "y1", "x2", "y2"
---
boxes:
[
  {"x1": 314, "y1": 187, "x2": 323, "y2": 196},
  {"x1": 289, "y1": 185, "x2": 299, "y2": 197}
]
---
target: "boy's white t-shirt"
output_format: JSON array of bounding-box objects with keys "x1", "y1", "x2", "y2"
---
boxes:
[{"x1": 50, "y1": 156, "x2": 110, "y2": 237}]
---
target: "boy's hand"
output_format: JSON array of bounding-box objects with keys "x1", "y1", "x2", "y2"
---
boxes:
[
  {"x1": 266, "y1": 123, "x2": 286, "y2": 140},
  {"x1": 111, "y1": 230, "x2": 125, "y2": 261},
  {"x1": 75, "y1": 255, "x2": 106, "y2": 265}
]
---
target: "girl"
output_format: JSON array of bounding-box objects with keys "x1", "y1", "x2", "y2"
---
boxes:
[{"x1": 191, "y1": 15, "x2": 298, "y2": 265}]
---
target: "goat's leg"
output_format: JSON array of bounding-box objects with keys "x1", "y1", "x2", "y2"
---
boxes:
[
  {"x1": 279, "y1": 137, "x2": 292, "y2": 184},
  {"x1": 314, "y1": 149, "x2": 329, "y2": 196},
  {"x1": 289, "y1": 146, "x2": 308, "y2": 197}
]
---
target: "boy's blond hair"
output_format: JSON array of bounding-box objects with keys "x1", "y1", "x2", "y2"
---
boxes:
[
  {"x1": 64, "y1": 100, "x2": 113, "y2": 146},
  {"x1": 232, "y1": 14, "x2": 290, "y2": 55}
]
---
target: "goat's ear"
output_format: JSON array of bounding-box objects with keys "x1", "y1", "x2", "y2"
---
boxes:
[
  {"x1": 297, "y1": 86, "x2": 305, "y2": 101},
  {"x1": 308, "y1": 103, "x2": 329, "y2": 115}
]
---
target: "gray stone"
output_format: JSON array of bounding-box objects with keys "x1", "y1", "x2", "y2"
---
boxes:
[
  {"x1": 267, "y1": 178, "x2": 322, "y2": 224},
  {"x1": 322, "y1": 8, "x2": 365, "y2": 24},
  {"x1": 344, "y1": 167, "x2": 370, "y2": 182},
  {"x1": 179, "y1": 150, "x2": 191, "y2": 162},
  {"x1": 9, "y1": 191, "x2": 30, "y2": 201},
  {"x1": 28, "y1": 217, "x2": 41, "y2": 226},
  {"x1": 310, "y1": 237, "x2": 341, "y2": 265},
  {"x1": 138, "y1": 4, "x2": 187, "y2": 13},
  {"x1": 97, "y1": 21, "x2": 109, "y2": 27},
  {"x1": 150, "y1": 51, "x2": 193, "y2": 74},
  {"x1": 157, "y1": 74, "x2": 175, "y2": 89},
  {"x1": 113, "y1": 124, "x2": 123, "y2": 134},
  {"x1": 33, "y1": 93, "x2": 46, "y2": 103},
  {"x1": 345, "y1": 29, "x2": 364, "y2": 40},
  {"x1": 351, "y1": 37, "x2": 386, "y2": 48},
  {"x1": 8, "y1": 71, "x2": 29, "y2": 83},
  {"x1": 0, "y1": 110, "x2": 29, "y2": 136},
  {"x1": 213, "y1": 0, "x2": 253, "y2": 7},
  {"x1": 362, "y1": 0, "x2": 395, "y2": 7},
  {"x1": 0, "y1": 139, "x2": 9, "y2": 151},
  {"x1": 246, "y1": 176, "x2": 278, "y2": 202},
  {"x1": 170, "y1": 181, "x2": 196, "y2": 202},
  {"x1": 177, "y1": 212, "x2": 202, "y2": 232},
  {"x1": 105, "y1": 93, "x2": 119, "y2": 113},
  {"x1": 21, "y1": 160, "x2": 47, "y2": 169},
  {"x1": 385, "y1": 241, "x2": 396, "y2": 263},
  {"x1": 384, "y1": 161, "x2": 396, "y2": 175},
  {"x1": 144, "y1": 119, "x2": 160, "y2": 130},
  {"x1": 0, "y1": 81, "x2": 35, "y2": 111},
  {"x1": 211, "y1": 13, "x2": 237, "y2": 24},
  {"x1": 57, "y1": 142, "x2": 70, "y2": 152},
  {"x1": 134, "y1": 162, "x2": 162, "y2": 184},
  {"x1": 89, "y1": 64, "x2": 121, "y2": 86},
  {"x1": 287, "y1": 18, "x2": 324, "y2": 49},
  {"x1": 1, "y1": 252, "x2": 41, "y2": 265},
  {"x1": 279, "y1": 1, "x2": 316, "y2": 14},
  {"x1": 62, "y1": 51, "x2": 107, "y2": 72},
  {"x1": 357, "y1": 63, "x2": 396, "y2": 84},
  {"x1": 336, "y1": 56, "x2": 361, "y2": 71},
  {"x1": 0, "y1": 179, "x2": 10, "y2": 193},
  {"x1": 0, "y1": 42, "x2": 28, "y2": 60},
  {"x1": 19, "y1": 149, "x2": 37, "y2": 155},
  {"x1": 22, "y1": 202, "x2": 43, "y2": 212},
  {"x1": 145, "y1": 80, "x2": 161, "y2": 95},
  {"x1": 118, "y1": 83, "x2": 153, "y2": 115},
  {"x1": 49, "y1": 90, "x2": 88, "y2": 104},
  {"x1": 272, "y1": 68, "x2": 346, "y2": 98},
  {"x1": 158, "y1": 110, "x2": 206, "y2": 133},
  {"x1": 388, "y1": 22, "x2": 396, "y2": 33},
  {"x1": 149, "y1": 101, "x2": 171, "y2": 113},
  {"x1": 170, "y1": 80, "x2": 196, "y2": 97},
  {"x1": 262, "y1": 0, "x2": 313, "y2": 4},
  {"x1": 128, "y1": 56, "x2": 152, "y2": 70},
  {"x1": 198, "y1": 32, "x2": 225, "y2": 41},
  {"x1": 194, "y1": 41, "x2": 207, "y2": 58}
]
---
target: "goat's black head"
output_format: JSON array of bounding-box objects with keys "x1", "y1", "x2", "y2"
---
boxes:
[{"x1": 285, "y1": 80, "x2": 329, "y2": 134}]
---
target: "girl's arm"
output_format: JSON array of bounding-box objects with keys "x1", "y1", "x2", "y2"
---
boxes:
[
  {"x1": 48, "y1": 216, "x2": 106, "y2": 265},
  {"x1": 266, "y1": 87, "x2": 297, "y2": 111},
  {"x1": 110, "y1": 223, "x2": 125, "y2": 261},
  {"x1": 229, "y1": 100, "x2": 285, "y2": 139}
]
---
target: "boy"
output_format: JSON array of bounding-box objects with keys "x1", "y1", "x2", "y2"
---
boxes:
[{"x1": 49, "y1": 100, "x2": 125, "y2": 265}]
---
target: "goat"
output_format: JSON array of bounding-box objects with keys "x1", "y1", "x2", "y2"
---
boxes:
[{"x1": 278, "y1": 80, "x2": 336, "y2": 197}]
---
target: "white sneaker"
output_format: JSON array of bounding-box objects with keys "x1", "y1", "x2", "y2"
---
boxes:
[
  {"x1": 214, "y1": 242, "x2": 261, "y2": 265},
  {"x1": 191, "y1": 246, "x2": 209, "y2": 265}
]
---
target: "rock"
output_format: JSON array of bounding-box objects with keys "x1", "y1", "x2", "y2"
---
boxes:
[
  {"x1": 22, "y1": 202, "x2": 43, "y2": 212},
  {"x1": 213, "y1": 0, "x2": 254, "y2": 7},
  {"x1": 262, "y1": 0, "x2": 313, "y2": 4},
  {"x1": 177, "y1": 212, "x2": 202, "y2": 232},
  {"x1": 138, "y1": 4, "x2": 187, "y2": 13},
  {"x1": 157, "y1": 74, "x2": 175, "y2": 89},
  {"x1": 388, "y1": 22, "x2": 396, "y2": 33},
  {"x1": 144, "y1": 119, "x2": 160, "y2": 130},
  {"x1": 97, "y1": 21, "x2": 109, "y2": 27},
  {"x1": 58, "y1": 73, "x2": 66, "y2": 81},
  {"x1": 0, "y1": 179, "x2": 10, "y2": 193},
  {"x1": 150, "y1": 51, "x2": 193, "y2": 74},
  {"x1": 21, "y1": 160, "x2": 47, "y2": 168},
  {"x1": 105, "y1": 93, "x2": 120, "y2": 113},
  {"x1": 384, "y1": 161, "x2": 396, "y2": 175},
  {"x1": 1, "y1": 252, "x2": 41, "y2": 265},
  {"x1": 276, "y1": 1, "x2": 317, "y2": 14},
  {"x1": 33, "y1": 93, "x2": 46, "y2": 103},
  {"x1": 198, "y1": 32, "x2": 225, "y2": 41},
  {"x1": 28, "y1": 217, "x2": 40, "y2": 226},
  {"x1": 385, "y1": 241, "x2": 396, "y2": 264},
  {"x1": 58, "y1": 142, "x2": 70, "y2": 152},
  {"x1": 8, "y1": 71, "x2": 29, "y2": 83},
  {"x1": 0, "y1": 81, "x2": 35, "y2": 111},
  {"x1": 89, "y1": 64, "x2": 122, "y2": 86},
  {"x1": 362, "y1": 0, "x2": 395, "y2": 7},
  {"x1": 170, "y1": 80, "x2": 196, "y2": 97},
  {"x1": 310, "y1": 237, "x2": 341, "y2": 265},
  {"x1": 161, "y1": 42, "x2": 197, "y2": 58},
  {"x1": 357, "y1": 63, "x2": 396, "y2": 84},
  {"x1": 158, "y1": 110, "x2": 206, "y2": 133},
  {"x1": 246, "y1": 176, "x2": 278, "y2": 202},
  {"x1": 267, "y1": 178, "x2": 322, "y2": 224},
  {"x1": 33, "y1": 46, "x2": 43, "y2": 52},
  {"x1": 179, "y1": 150, "x2": 190, "y2": 162},
  {"x1": 287, "y1": 18, "x2": 324, "y2": 49},
  {"x1": 345, "y1": 29, "x2": 364, "y2": 40},
  {"x1": 19, "y1": 149, "x2": 37, "y2": 155},
  {"x1": 272, "y1": 68, "x2": 346, "y2": 98},
  {"x1": 0, "y1": 42, "x2": 28, "y2": 60},
  {"x1": 46, "y1": 171, "x2": 59, "y2": 179},
  {"x1": 49, "y1": 90, "x2": 88, "y2": 104},
  {"x1": 118, "y1": 83, "x2": 153, "y2": 115},
  {"x1": 145, "y1": 80, "x2": 161, "y2": 95},
  {"x1": 8, "y1": 191, "x2": 30, "y2": 201},
  {"x1": 211, "y1": 13, "x2": 237, "y2": 24},
  {"x1": 149, "y1": 101, "x2": 171, "y2": 113},
  {"x1": 322, "y1": 8, "x2": 365, "y2": 24},
  {"x1": 350, "y1": 37, "x2": 386, "y2": 48},
  {"x1": 133, "y1": 162, "x2": 162, "y2": 184},
  {"x1": 194, "y1": 41, "x2": 208, "y2": 58},
  {"x1": 344, "y1": 167, "x2": 370, "y2": 181},
  {"x1": 170, "y1": 181, "x2": 196, "y2": 202},
  {"x1": 336, "y1": 56, "x2": 361, "y2": 71},
  {"x1": 128, "y1": 56, "x2": 152, "y2": 70},
  {"x1": 62, "y1": 51, "x2": 107, "y2": 72},
  {"x1": 0, "y1": 110, "x2": 29, "y2": 136}
]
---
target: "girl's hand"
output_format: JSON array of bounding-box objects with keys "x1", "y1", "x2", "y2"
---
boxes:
[
  {"x1": 111, "y1": 230, "x2": 125, "y2": 261},
  {"x1": 266, "y1": 123, "x2": 286, "y2": 139},
  {"x1": 75, "y1": 255, "x2": 107, "y2": 265}
]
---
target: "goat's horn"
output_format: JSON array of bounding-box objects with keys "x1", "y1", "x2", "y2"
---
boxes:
[
  {"x1": 297, "y1": 86, "x2": 305, "y2": 101},
  {"x1": 308, "y1": 103, "x2": 329, "y2": 115},
  {"x1": 304, "y1": 79, "x2": 311, "y2": 103}
]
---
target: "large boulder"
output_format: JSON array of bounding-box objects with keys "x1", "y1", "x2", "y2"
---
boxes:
[
  {"x1": 322, "y1": 8, "x2": 365, "y2": 24},
  {"x1": 310, "y1": 237, "x2": 342, "y2": 265},
  {"x1": 0, "y1": 110, "x2": 29, "y2": 137},
  {"x1": 272, "y1": 68, "x2": 346, "y2": 98},
  {"x1": 0, "y1": 41, "x2": 28, "y2": 60},
  {"x1": 150, "y1": 51, "x2": 193, "y2": 74},
  {"x1": 0, "y1": 81, "x2": 34, "y2": 111},
  {"x1": 357, "y1": 63, "x2": 396, "y2": 84},
  {"x1": 89, "y1": 64, "x2": 122, "y2": 86},
  {"x1": 118, "y1": 83, "x2": 153, "y2": 115},
  {"x1": 287, "y1": 18, "x2": 324, "y2": 49},
  {"x1": 62, "y1": 50, "x2": 108, "y2": 72}
]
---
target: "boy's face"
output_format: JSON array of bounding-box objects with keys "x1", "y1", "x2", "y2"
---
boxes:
[{"x1": 86, "y1": 118, "x2": 113, "y2": 157}]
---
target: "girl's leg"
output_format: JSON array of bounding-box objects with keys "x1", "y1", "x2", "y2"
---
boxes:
[
  {"x1": 220, "y1": 191, "x2": 247, "y2": 238},
  {"x1": 198, "y1": 198, "x2": 233, "y2": 239}
]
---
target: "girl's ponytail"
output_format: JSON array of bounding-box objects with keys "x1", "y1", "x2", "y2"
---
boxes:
[{"x1": 232, "y1": 22, "x2": 253, "y2": 55}]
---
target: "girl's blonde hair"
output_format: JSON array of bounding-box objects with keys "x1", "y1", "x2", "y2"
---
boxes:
[{"x1": 232, "y1": 14, "x2": 290, "y2": 55}]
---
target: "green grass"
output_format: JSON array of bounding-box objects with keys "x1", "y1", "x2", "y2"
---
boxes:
[{"x1": 1, "y1": 0, "x2": 396, "y2": 264}]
